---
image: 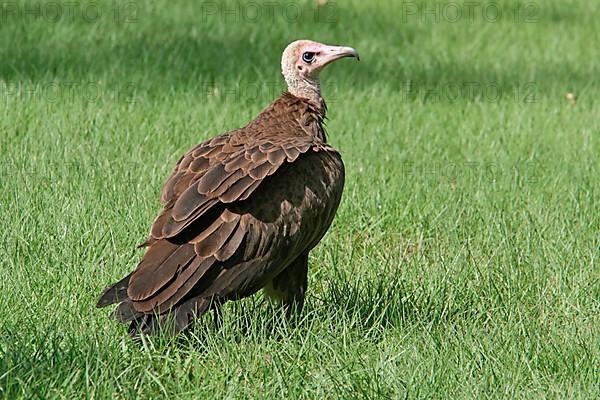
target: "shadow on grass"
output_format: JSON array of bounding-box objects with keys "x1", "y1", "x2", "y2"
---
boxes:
[{"x1": 311, "y1": 271, "x2": 484, "y2": 336}]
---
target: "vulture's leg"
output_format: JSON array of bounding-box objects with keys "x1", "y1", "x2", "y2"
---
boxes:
[{"x1": 264, "y1": 252, "x2": 309, "y2": 317}]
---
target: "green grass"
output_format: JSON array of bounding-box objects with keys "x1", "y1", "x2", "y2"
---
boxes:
[{"x1": 0, "y1": 0, "x2": 598, "y2": 398}]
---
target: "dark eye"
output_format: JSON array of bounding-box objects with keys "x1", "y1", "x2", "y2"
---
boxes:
[{"x1": 302, "y1": 52, "x2": 315, "y2": 63}]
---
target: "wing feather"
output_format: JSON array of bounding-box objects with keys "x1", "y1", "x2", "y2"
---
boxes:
[
  {"x1": 127, "y1": 241, "x2": 196, "y2": 301},
  {"x1": 218, "y1": 175, "x2": 257, "y2": 203},
  {"x1": 194, "y1": 218, "x2": 240, "y2": 257},
  {"x1": 197, "y1": 164, "x2": 234, "y2": 194}
]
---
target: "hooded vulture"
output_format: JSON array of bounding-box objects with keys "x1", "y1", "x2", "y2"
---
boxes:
[{"x1": 97, "y1": 40, "x2": 359, "y2": 335}]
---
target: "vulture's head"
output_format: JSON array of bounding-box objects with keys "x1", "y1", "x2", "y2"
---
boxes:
[{"x1": 281, "y1": 40, "x2": 359, "y2": 101}]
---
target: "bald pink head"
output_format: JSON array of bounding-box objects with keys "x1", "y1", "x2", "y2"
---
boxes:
[{"x1": 281, "y1": 40, "x2": 359, "y2": 103}]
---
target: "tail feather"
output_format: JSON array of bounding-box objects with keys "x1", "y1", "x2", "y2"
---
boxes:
[
  {"x1": 111, "y1": 299, "x2": 143, "y2": 323},
  {"x1": 97, "y1": 273, "x2": 132, "y2": 307},
  {"x1": 125, "y1": 296, "x2": 213, "y2": 336},
  {"x1": 175, "y1": 296, "x2": 212, "y2": 330},
  {"x1": 98, "y1": 273, "x2": 216, "y2": 336}
]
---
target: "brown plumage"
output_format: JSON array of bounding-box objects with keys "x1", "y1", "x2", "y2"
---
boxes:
[{"x1": 97, "y1": 40, "x2": 359, "y2": 335}]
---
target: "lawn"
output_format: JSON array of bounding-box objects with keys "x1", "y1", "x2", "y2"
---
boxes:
[{"x1": 0, "y1": 0, "x2": 598, "y2": 398}]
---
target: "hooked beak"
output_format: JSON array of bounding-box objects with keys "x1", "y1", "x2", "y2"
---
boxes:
[{"x1": 320, "y1": 45, "x2": 360, "y2": 67}]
